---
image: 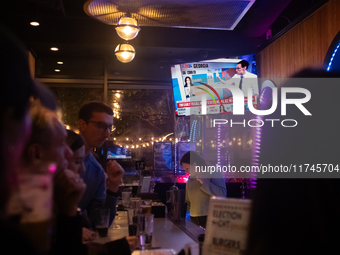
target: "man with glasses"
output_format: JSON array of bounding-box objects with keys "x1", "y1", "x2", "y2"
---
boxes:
[
  {"x1": 218, "y1": 60, "x2": 259, "y2": 98},
  {"x1": 77, "y1": 101, "x2": 124, "y2": 229}
]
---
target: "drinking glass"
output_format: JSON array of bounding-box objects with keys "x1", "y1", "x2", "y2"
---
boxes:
[
  {"x1": 122, "y1": 191, "x2": 132, "y2": 208},
  {"x1": 95, "y1": 208, "x2": 110, "y2": 237},
  {"x1": 136, "y1": 214, "x2": 154, "y2": 250}
]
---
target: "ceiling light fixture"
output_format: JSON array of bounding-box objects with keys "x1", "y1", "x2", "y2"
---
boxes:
[
  {"x1": 50, "y1": 47, "x2": 59, "y2": 51},
  {"x1": 30, "y1": 21, "x2": 40, "y2": 26},
  {"x1": 115, "y1": 14, "x2": 140, "y2": 41},
  {"x1": 57, "y1": 61, "x2": 63, "y2": 64},
  {"x1": 54, "y1": 69, "x2": 60, "y2": 72},
  {"x1": 115, "y1": 43, "x2": 135, "y2": 63}
]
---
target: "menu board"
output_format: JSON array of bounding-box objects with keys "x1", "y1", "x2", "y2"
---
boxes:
[
  {"x1": 153, "y1": 142, "x2": 172, "y2": 171},
  {"x1": 203, "y1": 197, "x2": 252, "y2": 255}
]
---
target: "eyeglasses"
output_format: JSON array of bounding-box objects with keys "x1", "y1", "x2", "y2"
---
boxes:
[{"x1": 87, "y1": 121, "x2": 116, "y2": 132}]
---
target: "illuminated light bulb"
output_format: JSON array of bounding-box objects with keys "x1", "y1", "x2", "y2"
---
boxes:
[
  {"x1": 229, "y1": 142, "x2": 232, "y2": 145},
  {"x1": 122, "y1": 52, "x2": 129, "y2": 59},
  {"x1": 238, "y1": 142, "x2": 241, "y2": 145},
  {"x1": 50, "y1": 47, "x2": 59, "y2": 51},
  {"x1": 126, "y1": 146, "x2": 129, "y2": 148},
  {"x1": 114, "y1": 138, "x2": 116, "y2": 140},
  {"x1": 57, "y1": 61, "x2": 63, "y2": 65},
  {"x1": 151, "y1": 137, "x2": 154, "y2": 140},
  {"x1": 115, "y1": 43, "x2": 135, "y2": 63},
  {"x1": 126, "y1": 138, "x2": 129, "y2": 141},
  {"x1": 115, "y1": 16, "x2": 140, "y2": 40},
  {"x1": 30, "y1": 21, "x2": 39, "y2": 26},
  {"x1": 65, "y1": 125, "x2": 70, "y2": 130},
  {"x1": 139, "y1": 138, "x2": 141, "y2": 141},
  {"x1": 233, "y1": 137, "x2": 236, "y2": 141}
]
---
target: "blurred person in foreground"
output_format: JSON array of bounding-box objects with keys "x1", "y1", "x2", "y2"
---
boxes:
[
  {"x1": 77, "y1": 102, "x2": 124, "y2": 229},
  {"x1": 18, "y1": 98, "x2": 136, "y2": 255},
  {"x1": 0, "y1": 24, "x2": 57, "y2": 254},
  {"x1": 0, "y1": 24, "x2": 135, "y2": 255},
  {"x1": 181, "y1": 151, "x2": 226, "y2": 228},
  {"x1": 245, "y1": 68, "x2": 340, "y2": 255},
  {"x1": 17, "y1": 100, "x2": 87, "y2": 254},
  {"x1": 66, "y1": 130, "x2": 138, "y2": 253}
]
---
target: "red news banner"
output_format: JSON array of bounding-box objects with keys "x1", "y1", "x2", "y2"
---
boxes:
[{"x1": 176, "y1": 96, "x2": 258, "y2": 116}]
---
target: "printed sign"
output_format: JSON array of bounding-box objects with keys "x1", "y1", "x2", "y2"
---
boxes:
[{"x1": 203, "y1": 197, "x2": 252, "y2": 255}]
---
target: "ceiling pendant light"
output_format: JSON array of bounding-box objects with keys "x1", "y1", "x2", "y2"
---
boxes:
[
  {"x1": 115, "y1": 43, "x2": 135, "y2": 63},
  {"x1": 115, "y1": 15, "x2": 140, "y2": 40}
]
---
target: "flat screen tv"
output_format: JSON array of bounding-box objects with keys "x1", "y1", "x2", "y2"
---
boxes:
[
  {"x1": 171, "y1": 59, "x2": 259, "y2": 116},
  {"x1": 107, "y1": 146, "x2": 132, "y2": 159},
  {"x1": 153, "y1": 142, "x2": 172, "y2": 171},
  {"x1": 176, "y1": 142, "x2": 197, "y2": 174}
]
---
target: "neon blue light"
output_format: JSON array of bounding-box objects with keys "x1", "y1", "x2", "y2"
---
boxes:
[{"x1": 327, "y1": 41, "x2": 340, "y2": 72}]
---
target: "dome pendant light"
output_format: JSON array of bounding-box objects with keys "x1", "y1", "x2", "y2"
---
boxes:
[
  {"x1": 115, "y1": 14, "x2": 140, "y2": 40},
  {"x1": 115, "y1": 43, "x2": 135, "y2": 63}
]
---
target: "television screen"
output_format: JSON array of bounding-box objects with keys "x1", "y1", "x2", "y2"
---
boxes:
[
  {"x1": 153, "y1": 142, "x2": 172, "y2": 171},
  {"x1": 176, "y1": 142, "x2": 197, "y2": 174},
  {"x1": 171, "y1": 59, "x2": 259, "y2": 116},
  {"x1": 107, "y1": 146, "x2": 132, "y2": 159}
]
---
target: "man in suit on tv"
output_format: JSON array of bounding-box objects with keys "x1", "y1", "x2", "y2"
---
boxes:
[{"x1": 218, "y1": 60, "x2": 259, "y2": 98}]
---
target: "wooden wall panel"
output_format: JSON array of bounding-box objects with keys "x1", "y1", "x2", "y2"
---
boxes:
[{"x1": 256, "y1": 0, "x2": 340, "y2": 83}]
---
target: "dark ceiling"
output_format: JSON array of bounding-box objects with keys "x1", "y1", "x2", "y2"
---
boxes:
[{"x1": 0, "y1": 0, "x2": 328, "y2": 83}]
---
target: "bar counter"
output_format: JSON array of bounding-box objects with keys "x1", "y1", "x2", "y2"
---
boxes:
[
  {"x1": 152, "y1": 217, "x2": 201, "y2": 253},
  {"x1": 93, "y1": 212, "x2": 203, "y2": 254}
]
